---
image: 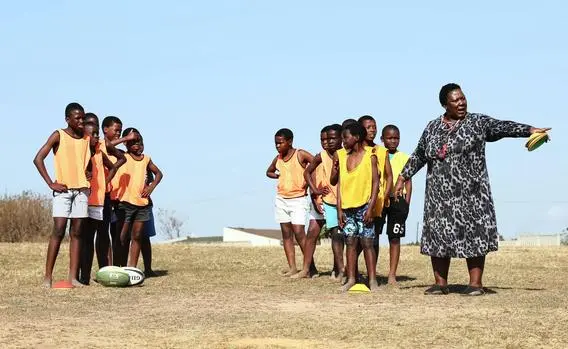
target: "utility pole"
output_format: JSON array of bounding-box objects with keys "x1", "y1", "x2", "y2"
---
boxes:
[{"x1": 415, "y1": 222, "x2": 419, "y2": 244}]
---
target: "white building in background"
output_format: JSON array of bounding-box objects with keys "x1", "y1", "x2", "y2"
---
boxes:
[
  {"x1": 500, "y1": 232, "x2": 564, "y2": 247},
  {"x1": 223, "y1": 227, "x2": 283, "y2": 246}
]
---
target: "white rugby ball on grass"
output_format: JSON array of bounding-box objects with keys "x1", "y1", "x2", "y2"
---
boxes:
[
  {"x1": 121, "y1": 267, "x2": 145, "y2": 286},
  {"x1": 95, "y1": 266, "x2": 130, "y2": 287}
]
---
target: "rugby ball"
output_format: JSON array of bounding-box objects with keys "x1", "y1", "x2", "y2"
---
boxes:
[
  {"x1": 95, "y1": 266, "x2": 130, "y2": 287},
  {"x1": 121, "y1": 267, "x2": 145, "y2": 286}
]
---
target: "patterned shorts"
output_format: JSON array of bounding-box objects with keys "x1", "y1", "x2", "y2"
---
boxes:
[{"x1": 342, "y1": 203, "x2": 375, "y2": 239}]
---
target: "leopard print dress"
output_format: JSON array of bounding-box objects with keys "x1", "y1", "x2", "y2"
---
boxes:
[{"x1": 401, "y1": 113, "x2": 532, "y2": 258}]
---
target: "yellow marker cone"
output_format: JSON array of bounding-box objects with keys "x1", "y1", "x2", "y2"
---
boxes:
[{"x1": 348, "y1": 283, "x2": 371, "y2": 294}]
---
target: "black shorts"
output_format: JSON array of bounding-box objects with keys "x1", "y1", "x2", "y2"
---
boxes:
[
  {"x1": 103, "y1": 193, "x2": 112, "y2": 222},
  {"x1": 116, "y1": 202, "x2": 151, "y2": 222},
  {"x1": 375, "y1": 197, "x2": 409, "y2": 239}
]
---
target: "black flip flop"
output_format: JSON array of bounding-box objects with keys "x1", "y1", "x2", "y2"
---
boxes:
[
  {"x1": 424, "y1": 285, "x2": 449, "y2": 295},
  {"x1": 462, "y1": 286, "x2": 485, "y2": 296}
]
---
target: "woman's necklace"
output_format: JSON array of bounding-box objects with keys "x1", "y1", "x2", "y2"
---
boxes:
[{"x1": 437, "y1": 116, "x2": 462, "y2": 160}]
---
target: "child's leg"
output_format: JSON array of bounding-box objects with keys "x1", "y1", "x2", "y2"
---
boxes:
[
  {"x1": 386, "y1": 197, "x2": 408, "y2": 284},
  {"x1": 341, "y1": 236, "x2": 358, "y2": 292},
  {"x1": 279, "y1": 223, "x2": 298, "y2": 276},
  {"x1": 68, "y1": 217, "x2": 85, "y2": 286},
  {"x1": 361, "y1": 237, "x2": 378, "y2": 291},
  {"x1": 291, "y1": 218, "x2": 323, "y2": 278},
  {"x1": 330, "y1": 227, "x2": 345, "y2": 282},
  {"x1": 128, "y1": 221, "x2": 145, "y2": 268},
  {"x1": 141, "y1": 235, "x2": 155, "y2": 275},
  {"x1": 95, "y1": 220, "x2": 110, "y2": 268},
  {"x1": 78, "y1": 218, "x2": 96, "y2": 284},
  {"x1": 44, "y1": 217, "x2": 68, "y2": 287},
  {"x1": 117, "y1": 220, "x2": 131, "y2": 267},
  {"x1": 388, "y1": 238, "x2": 401, "y2": 284}
]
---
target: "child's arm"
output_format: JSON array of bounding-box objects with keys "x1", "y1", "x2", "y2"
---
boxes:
[
  {"x1": 404, "y1": 179, "x2": 412, "y2": 205},
  {"x1": 104, "y1": 141, "x2": 127, "y2": 165},
  {"x1": 32, "y1": 131, "x2": 68, "y2": 193},
  {"x1": 330, "y1": 153, "x2": 339, "y2": 186},
  {"x1": 364, "y1": 155, "x2": 380, "y2": 225},
  {"x1": 101, "y1": 152, "x2": 125, "y2": 184},
  {"x1": 336, "y1": 175, "x2": 345, "y2": 228},
  {"x1": 266, "y1": 156, "x2": 279, "y2": 179},
  {"x1": 142, "y1": 160, "x2": 163, "y2": 198},
  {"x1": 384, "y1": 155, "x2": 393, "y2": 197},
  {"x1": 303, "y1": 153, "x2": 324, "y2": 195},
  {"x1": 107, "y1": 131, "x2": 137, "y2": 147},
  {"x1": 297, "y1": 149, "x2": 314, "y2": 168}
]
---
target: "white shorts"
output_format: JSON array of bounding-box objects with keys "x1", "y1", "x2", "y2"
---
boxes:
[
  {"x1": 309, "y1": 202, "x2": 324, "y2": 221},
  {"x1": 274, "y1": 195, "x2": 308, "y2": 225},
  {"x1": 52, "y1": 189, "x2": 89, "y2": 218},
  {"x1": 88, "y1": 206, "x2": 104, "y2": 221}
]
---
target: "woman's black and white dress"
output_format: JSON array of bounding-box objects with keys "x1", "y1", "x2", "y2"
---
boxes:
[{"x1": 401, "y1": 113, "x2": 531, "y2": 258}]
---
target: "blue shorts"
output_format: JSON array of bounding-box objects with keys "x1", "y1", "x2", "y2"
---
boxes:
[
  {"x1": 145, "y1": 208, "x2": 156, "y2": 237},
  {"x1": 323, "y1": 202, "x2": 338, "y2": 229},
  {"x1": 342, "y1": 204, "x2": 375, "y2": 239}
]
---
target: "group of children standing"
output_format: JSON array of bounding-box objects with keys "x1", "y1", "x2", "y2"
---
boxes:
[
  {"x1": 267, "y1": 116, "x2": 411, "y2": 292},
  {"x1": 33, "y1": 103, "x2": 163, "y2": 288}
]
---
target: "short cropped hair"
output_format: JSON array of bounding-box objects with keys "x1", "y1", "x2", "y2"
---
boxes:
[
  {"x1": 84, "y1": 112, "x2": 99, "y2": 122},
  {"x1": 65, "y1": 103, "x2": 84, "y2": 117},
  {"x1": 357, "y1": 115, "x2": 375, "y2": 124},
  {"x1": 382, "y1": 124, "x2": 400, "y2": 136},
  {"x1": 122, "y1": 127, "x2": 140, "y2": 137},
  {"x1": 343, "y1": 122, "x2": 367, "y2": 141},
  {"x1": 341, "y1": 119, "x2": 357, "y2": 128},
  {"x1": 102, "y1": 116, "x2": 122, "y2": 128},
  {"x1": 320, "y1": 125, "x2": 330, "y2": 133},
  {"x1": 275, "y1": 128, "x2": 293, "y2": 140},
  {"x1": 327, "y1": 124, "x2": 342, "y2": 134},
  {"x1": 439, "y1": 83, "x2": 461, "y2": 106}
]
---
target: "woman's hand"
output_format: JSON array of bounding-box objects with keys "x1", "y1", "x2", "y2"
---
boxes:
[
  {"x1": 530, "y1": 127, "x2": 551, "y2": 134},
  {"x1": 394, "y1": 175, "x2": 406, "y2": 198}
]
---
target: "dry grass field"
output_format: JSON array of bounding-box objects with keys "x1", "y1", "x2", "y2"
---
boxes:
[{"x1": 1, "y1": 243, "x2": 568, "y2": 348}]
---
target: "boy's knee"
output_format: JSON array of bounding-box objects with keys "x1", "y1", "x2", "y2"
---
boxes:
[
  {"x1": 389, "y1": 237, "x2": 401, "y2": 245},
  {"x1": 360, "y1": 238, "x2": 375, "y2": 249},
  {"x1": 345, "y1": 236, "x2": 357, "y2": 246},
  {"x1": 51, "y1": 227, "x2": 66, "y2": 239}
]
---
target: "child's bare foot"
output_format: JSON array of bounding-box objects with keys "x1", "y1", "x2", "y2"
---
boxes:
[
  {"x1": 290, "y1": 270, "x2": 309, "y2": 279},
  {"x1": 369, "y1": 279, "x2": 379, "y2": 292},
  {"x1": 330, "y1": 270, "x2": 336, "y2": 280},
  {"x1": 340, "y1": 278, "x2": 357, "y2": 292},
  {"x1": 335, "y1": 271, "x2": 345, "y2": 283},
  {"x1": 281, "y1": 268, "x2": 298, "y2": 277},
  {"x1": 70, "y1": 279, "x2": 84, "y2": 287},
  {"x1": 42, "y1": 278, "x2": 52, "y2": 289},
  {"x1": 388, "y1": 275, "x2": 397, "y2": 286}
]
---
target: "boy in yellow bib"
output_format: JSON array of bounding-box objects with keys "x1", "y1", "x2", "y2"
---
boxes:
[{"x1": 330, "y1": 123, "x2": 380, "y2": 292}]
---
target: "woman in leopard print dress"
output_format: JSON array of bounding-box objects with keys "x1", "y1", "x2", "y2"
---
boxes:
[{"x1": 394, "y1": 83, "x2": 549, "y2": 296}]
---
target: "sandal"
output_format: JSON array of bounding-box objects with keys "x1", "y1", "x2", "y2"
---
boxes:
[
  {"x1": 424, "y1": 285, "x2": 449, "y2": 295},
  {"x1": 462, "y1": 286, "x2": 485, "y2": 296}
]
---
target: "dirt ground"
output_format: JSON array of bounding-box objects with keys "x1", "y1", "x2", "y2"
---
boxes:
[{"x1": 1, "y1": 243, "x2": 567, "y2": 348}]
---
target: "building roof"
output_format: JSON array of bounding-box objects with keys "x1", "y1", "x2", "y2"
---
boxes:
[{"x1": 228, "y1": 227, "x2": 282, "y2": 240}]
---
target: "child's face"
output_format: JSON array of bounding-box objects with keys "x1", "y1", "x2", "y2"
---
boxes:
[
  {"x1": 274, "y1": 136, "x2": 292, "y2": 155},
  {"x1": 360, "y1": 119, "x2": 376, "y2": 143},
  {"x1": 381, "y1": 129, "x2": 400, "y2": 152},
  {"x1": 126, "y1": 132, "x2": 144, "y2": 155},
  {"x1": 104, "y1": 122, "x2": 122, "y2": 141},
  {"x1": 84, "y1": 124, "x2": 100, "y2": 148},
  {"x1": 326, "y1": 130, "x2": 342, "y2": 151},
  {"x1": 320, "y1": 132, "x2": 329, "y2": 151},
  {"x1": 84, "y1": 116, "x2": 98, "y2": 127},
  {"x1": 342, "y1": 130, "x2": 358, "y2": 150},
  {"x1": 65, "y1": 109, "x2": 85, "y2": 133}
]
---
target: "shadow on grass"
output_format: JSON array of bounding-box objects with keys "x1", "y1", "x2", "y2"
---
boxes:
[{"x1": 399, "y1": 284, "x2": 545, "y2": 294}]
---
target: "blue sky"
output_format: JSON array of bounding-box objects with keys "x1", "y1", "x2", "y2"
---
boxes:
[{"x1": 1, "y1": 1, "x2": 566, "y2": 242}]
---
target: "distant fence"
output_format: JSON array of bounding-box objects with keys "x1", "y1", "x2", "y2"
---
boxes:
[{"x1": 500, "y1": 233, "x2": 564, "y2": 247}]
